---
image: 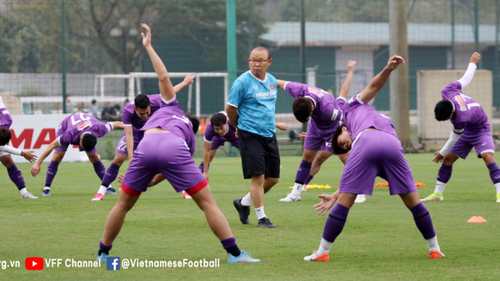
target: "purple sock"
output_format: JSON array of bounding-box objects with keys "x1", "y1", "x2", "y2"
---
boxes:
[
  {"x1": 304, "y1": 174, "x2": 314, "y2": 185},
  {"x1": 7, "y1": 165, "x2": 25, "y2": 190},
  {"x1": 487, "y1": 162, "x2": 500, "y2": 184},
  {"x1": 221, "y1": 237, "x2": 241, "y2": 257},
  {"x1": 93, "y1": 161, "x2": 106, "y2": 181},
  {"x1": 198, "y1": 161, "x2": 204, "y2": 173},
  {"x1": 295, "y1": 160, "x2": 312, "y2": 184},
  {"x1": 45, "y1": 160, "x2": 60, "y2": 186},
  {"x1": 99, "y1": 240, "x2": 112, "y2": 255},
  {"x1": 101, "y1": 163, "x2": 121, "y2": 187},
  {"x1": 436, "y1": 164, "x2": 452, "y2": 183},
  {"x1": 410, "y1": 203, "x2": 436, "y2": 239},
  {"x1": 322, "y1": 203, "x2": 350, "y2": 243}
]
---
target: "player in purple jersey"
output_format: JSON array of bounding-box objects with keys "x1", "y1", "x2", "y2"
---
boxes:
[
  {"x1": 303, "y1": 55, "x2": 444, "y2": 262},
  {"x1": 96, "y1": 23, "x2": 259, "y2": 264},
  {"x1": 276, "y1": 60, "x2": 357, "y2": 203},
  {"x1": 30, "y1": 113, "x2": 123, "y2": 196},
  {"x1": 421, "y1": 53, "x2": 500, "y2": 203},
  {"x1": 0, "y1": 96, "x2": 38, "y2": 199},
  {"x1": 91, "y1": 74, "x2": 194, "y2": 201},
  {"x1": 199, "y1": 111, "x2": 289, "y2": 181}
]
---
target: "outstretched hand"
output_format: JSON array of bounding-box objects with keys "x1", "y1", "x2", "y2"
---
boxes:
[
  {"x1": 313, "y1": 191, "x2": 339, "y2": 216},
  {"x1": 432, "y1": 151, "x2": 444, "y2": 163},
  {"x1": 21, "y1": 151, "x2": 37, "y2": 163},
  {"x1": 183, "y1": 74, "x2": 195, "y2": 85},
  {"x1": 386, "y1": 55, "x2": 405, "y2": 71},
  {"x1": 31, "y1": 164, "x2": 41, "y2": 177},
  {"x1": 347, "y1": 60, "x2": 357, "y2": 72},
  {"x1": 470, "y1": 52, "x2": 481, "y2": 64},
  {"x1": 298, "y1": 131, "x2": 307, "y2": 140},
  {"x1": 141, "y1": 23, "x2": 152, "y2": 47}
]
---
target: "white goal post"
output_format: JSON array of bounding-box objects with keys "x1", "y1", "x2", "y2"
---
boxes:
[{"x1": 95, "y1": 72, "x2": 228, "y2": 117}]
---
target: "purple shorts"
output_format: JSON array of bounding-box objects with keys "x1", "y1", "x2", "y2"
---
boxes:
[
  {"x1": 115, "y1": 135, "x2": 138, "y2": 155},
  {"x1": 303, "y1": 129, "x2": 334, "y2": 153},
  {"x1": 210, "y1": 135, "x2": 239, "y2": 150},
  {"x1": 122, "y1": 133, "x2": 206, "y2": 193},
  {"x1": 339, "y1": 130, "x2": 417, "y2": 196},
  {"x1": 54, "y1": 126, "x2": 97, "y2": 153},
  {"x1": 449, "y1": 131, "x2": 495, "y2": 159}
]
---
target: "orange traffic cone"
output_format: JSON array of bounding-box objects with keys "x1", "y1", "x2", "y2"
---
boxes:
[{"x1": 467, "y1": 216, "x2": 487, "y2": 223}]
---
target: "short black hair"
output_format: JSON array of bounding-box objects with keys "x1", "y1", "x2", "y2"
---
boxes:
[
  {"x1": 292, "y1": 98, "x2": 313, "y2": 123},
  {"x1": 250, "y1": 46, "x2": 271, "y2": 60},
  {"x1": 434, "y1": 100, "x2": 454, "y2": 121},
  {"x1": 0, "y1": 127, "x2": 11, "y2": 146},
  {"x1": 81, "y1": 134, "x2": 97, "y2": 152},
  {"x1": 134, "y1": 94, "x2": 150, "y2": 109},
  {"x1": 91, "y1": 99, "x2": 97, "y2": 105},
  {"x1": 210, "y1": 113, "x2": 227, "y2": 127},
  {"x1": 186, "y1": 113, "x2": 200, "y2": 134},
  {"x1": 331, "y1": 124, "x2": 348, "y2": 155}
]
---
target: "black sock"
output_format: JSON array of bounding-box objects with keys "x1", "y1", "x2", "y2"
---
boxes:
[{"x1": 225, "y1": 245, "x2": 241, "y2": 257}]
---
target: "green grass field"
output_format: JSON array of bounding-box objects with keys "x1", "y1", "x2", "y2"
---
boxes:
[{"x1": 0, "y1": 154, "x2": 498, "y2": 280}]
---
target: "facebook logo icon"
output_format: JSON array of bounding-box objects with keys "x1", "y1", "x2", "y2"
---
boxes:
[{"x1": 106, "y1": 257, "x2": 120, "y2": 270}]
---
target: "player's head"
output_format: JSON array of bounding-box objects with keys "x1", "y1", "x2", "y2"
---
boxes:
[
  {"x1": 134, "y1": 94, "x2": 151, "y2": 121},
  {"x1": 210, "y1": 113, "x2": 228, "y2": 136},
  {"x1": 0, "y1": 127, "x2": 12, "y2": 145},
  {"x1": 80, "y1": 133, "x2": 97, "y2": 152},
  {"x1": 292, "y1": 98, "x2": 314, "y2": 123},
  {"x1": 434, "y1": 100, "x2": 454, "y2": 121},
  {"x1": 332, "y1": 125, "x2": 351, "y2": 154},
  {"x1": 91, "y1": 99, "x2": 97, "y2": 105},
  {"x1": 248, "y1": 47, "x2": 272, "y2": 78},
  {"x1": 186, "y1": 113, "x2": 200, "y2": 134}
]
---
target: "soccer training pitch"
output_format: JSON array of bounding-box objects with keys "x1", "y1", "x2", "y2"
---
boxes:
[{"x1": 1, "y1": 154, "x2": 498, "y2": 280}]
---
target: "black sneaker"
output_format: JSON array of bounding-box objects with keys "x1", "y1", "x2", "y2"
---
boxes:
[
  {"x1": 233, "y1": 198, "x2": 250, "y2": 225},
  {"x1": 258, "y1": 217, "x2": 276, "y2": 228}
]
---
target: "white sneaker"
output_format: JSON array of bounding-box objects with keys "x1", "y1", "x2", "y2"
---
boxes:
[
  {"x1": 279, "y1": 193, "x2": 301, "y2": 202},
  {"x1": 21, "y1": 192, "x2": 38, "y2": 199},
  {"x1": 354, "y1": 194, "x2": 366, "y2": 203}
]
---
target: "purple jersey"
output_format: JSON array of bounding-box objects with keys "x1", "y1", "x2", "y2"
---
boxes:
[
  {"x1": 122, "y1": 94, "x2": 177, "y2": 143},
  {"x1": 284, "y1": 82, "x2": 343, "y2": 138},
  {"x1": 57, "y1": 113, "x2": 113, "y2": 148},
  {"x1": 342, "y1": 94, "x2": 396, "y2": 141},
  {"x1": 441, "y1": 81, "x2": 490, "y2": 135},
  {"x1": 0, "y1": 96, "x2": 13, "y2": 129},
  {"x1": 140, "y1": 104, "x2": 196, "y2": 156},
  {"x1": 204, "y1": 112, "x2": 237, "y2": 142}
]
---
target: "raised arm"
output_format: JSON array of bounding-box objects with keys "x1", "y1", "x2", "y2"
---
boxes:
[
  {"x1": 173, "y1": 74, "x2": 195, "y2": 94},
  {"x1": 31, "y1": 139, "x2": 60, "y2": 177},
  {"x1": 339, "y1": 60, "x2": 356, "y2": 100},
  {"x1": 358, "y1": 55, "x2": 405, "y2": 103},
  {"x1": 458, "y1": 52, "x2": 481, "y2": 89},
  {"x1": 141, "y1": 23, "x2": 175, "y2": 102}
]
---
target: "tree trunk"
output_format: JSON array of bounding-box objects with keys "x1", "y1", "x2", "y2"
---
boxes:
[{"x1": 389, "y1": 0, "x2": 414, "y2": 151}]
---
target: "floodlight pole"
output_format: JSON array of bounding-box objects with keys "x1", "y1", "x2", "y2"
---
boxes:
[
  {"x1": 227, "y1": 0, "x2": 237, "y2": 87},
  {"x1": 61, "y1": 0, "x2": 67, "y2": 114},
  {"x1": 300, "y1": 0, "x2": 308, "y2": 134}
]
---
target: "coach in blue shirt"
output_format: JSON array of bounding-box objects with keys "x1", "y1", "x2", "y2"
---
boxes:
[{"x1": 226, "y1": 47, "x2": 280, "y2": 228}]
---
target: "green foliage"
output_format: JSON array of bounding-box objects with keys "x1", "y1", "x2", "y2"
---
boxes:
[{"x1": 0, "y1": 13, "x2": 43, "y2": 73}]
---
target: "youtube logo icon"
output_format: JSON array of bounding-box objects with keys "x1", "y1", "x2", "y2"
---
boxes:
[{"x1": 25, "y1": 257, "x2": 44, "y2": 270}]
